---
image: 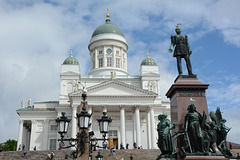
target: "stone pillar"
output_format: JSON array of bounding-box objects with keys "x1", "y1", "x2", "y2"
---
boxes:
[
  {"x1": 147, "y1": 108, "x2": 151, "y2": 149},
  {"x1": 17, "y1": 120, "x2": 24, "y2": 151},
  {"x1": 120, "y1": 105, "x2": 126, "y2": 147},
  {"x1": 22, "y1": 126, "x2": 27, "y2": 149},
  {"x1": 132, "y1": 108, "x2": 136, "y2": 146},
  {"x1": 103, "y1": 46, "x2": 106, "y2": 67},
  {"x1": 56, "y1": 112, "x2": 62, "y2": 150},
  {"x1": 27, "y1": 130, "x2": 31, "y2": 150},
  {"x1": 94, "y1": 48, "x2": 98, "y2": 69},
  {"x1": 149, "y1": 105, "x2": 157, "y2": 149},
  {"x1": 72, "y1": 105, "x2": 77, "y2": 139},
  {"x1": 29, "y1": 120, "x2": 37, "y2": 150},
  {"x1": 113, "y1": 46, "x2": 116, "y2": 67},
  {"x1": 71, "y1": 105, "x2": 77, "y2": 150},
  {"x1": 120, "y1": 47, "x2": 123, "y2": 68},
  {"x1": 135, "y1": 105, "x2": 141, "y2": 148},
  {"x1": 43, "y1": 119, "x2": 49, "y2": 150}
]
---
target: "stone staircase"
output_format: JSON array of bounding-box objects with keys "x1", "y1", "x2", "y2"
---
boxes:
[
  {"x1": 0, "y1": 149, "x2": 239, "y2": 160},
  {"x1": 0, "y1": 149, "x2": 160, "y2": 160}
]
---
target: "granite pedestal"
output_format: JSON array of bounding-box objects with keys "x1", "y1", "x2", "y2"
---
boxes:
[{"x1": 166, "y1": 75, "x2": 209, "y2": 157}]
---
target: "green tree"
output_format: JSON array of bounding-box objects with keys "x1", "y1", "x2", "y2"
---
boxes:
[{"x1": 0, "y1": 139, "x2": 17, "y2": 151}]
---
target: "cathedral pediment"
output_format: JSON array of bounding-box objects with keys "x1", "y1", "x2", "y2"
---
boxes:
[
  {"x1": 87, "y1": 80, "x2": 157, "y2": 97},
  {"x1": 69, "y1": 80, "x2": 157, "y2": 97}
]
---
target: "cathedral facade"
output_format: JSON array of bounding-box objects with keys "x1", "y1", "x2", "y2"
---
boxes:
[{"x1": 16, "y1": 12, "x2": 170, "y2": 151}]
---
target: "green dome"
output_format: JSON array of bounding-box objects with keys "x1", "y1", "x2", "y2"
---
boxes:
[
  {"x1": 92, "y1": 19, "x2": 125, "y2": 38},
  {"x1": 63, "y1": 50, "x2": 79, "y2": 65},
  {"x1": 141, "y1": 54, "x2": 157, "y2": 66}
]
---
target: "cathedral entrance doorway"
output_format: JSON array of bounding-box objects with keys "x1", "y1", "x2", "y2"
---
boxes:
[{"x1": 109, "y1": 130, "x2": 118, "y2": 149}]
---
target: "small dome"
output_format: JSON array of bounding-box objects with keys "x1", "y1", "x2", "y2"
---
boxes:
[
  {"x1": 63, "y1": 49, "x2": 79, "y2": 65},
  {"x1": 141, "y1": 52, "x2": 157, "y2": 66},
  {"x1": 91, "y1": 9, "x2": 124, "y2": 38}
]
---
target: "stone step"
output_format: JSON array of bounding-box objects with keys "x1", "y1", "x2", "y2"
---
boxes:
[
  {"x1": 0, "y1": 149, "x2": 239, "y2": 160},
  {"x1": 0, "y1": 149, "x2": 160, "y2": 160}
]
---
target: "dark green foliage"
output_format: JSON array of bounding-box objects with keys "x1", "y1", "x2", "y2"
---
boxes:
[{"x1": 0, "y1": 139, "x2": 17, "y2": 151}]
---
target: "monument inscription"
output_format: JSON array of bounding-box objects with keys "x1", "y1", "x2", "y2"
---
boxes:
[{"x1": 179, "y1": 93, "x2": 203, "y2": 97}]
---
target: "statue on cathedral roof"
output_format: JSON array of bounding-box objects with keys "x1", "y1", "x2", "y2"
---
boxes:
[
  {"x1": 21, "y1": 99, "x2": 24, "y2": 108},
  {"x1": 28, "y1": 98, "x2": 31, "y2": 107}
]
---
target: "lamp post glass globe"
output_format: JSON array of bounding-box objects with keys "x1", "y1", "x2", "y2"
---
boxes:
[
  {"x1": 97, "y1": 112, "x2": 112, "y2": 134},
  {"x1": 56, "y1": 112, "x2": 71, "y2": 136},
  {"x1": 77, "y1": 110, "x2": 91, "y2": 129}
]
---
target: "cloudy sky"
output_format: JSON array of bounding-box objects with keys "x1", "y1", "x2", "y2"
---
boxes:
[{"x1": 0, "y1": 0, "x2": 240, "y2": 144}]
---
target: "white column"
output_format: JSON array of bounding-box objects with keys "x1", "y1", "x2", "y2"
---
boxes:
[
  {"x1": 71, "y1": 105, "x2": 77, "y2": 139},
  {"x1": 43, "y1": 119, "x2": 49, "y2": 150},
  {"x1": 120, "y1": 105, "x2": 126, "y2": 147},
  {"x1": 27, "y1": 130, "x2": 31, "y2": 150},
  {"x1": 120, "y1": 47, "x2": 123, "y2": 69},
  {"x1": 29, "y1": 120, "x2": 37, "y2": 150},
  {"x1": 135, "y1": 105, "x2": 141, "y2": 148},
  {"x1": 103, "y1": 46, "x2": 106, "y2": 67},
  {"x1": 71, "y1": 106, "x2": 77, "y2": 150},
  {"x1": 95, "y1": 48, "x2": 98, "y2": 69},
  {"x1": 22, "y1": 127, "x2": 27, "y2": 149},
  {"x1": 88, "y1": 106, "x2": 93, "y2": 131},
  {"x1": 132, "y1": 108, "x2": 136, "y2": 146},
  {"x1": 17, "y1": 120, "x2": 24, "y2": 151},
  {"x1": 147, "y1": 108, "x2": 152, "y2": 149},
  {"x1": 112, "y1": 46, "x2": 116, "y2": 67},
  {"x1": 150, "y1": 105, "x2": 157, "y2": 149},
  {"x1": 56, "y1": 112, "x2": 62, "y2": 150}
]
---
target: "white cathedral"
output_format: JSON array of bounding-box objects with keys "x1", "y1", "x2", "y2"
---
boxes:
[{"x1": 16, "y1": 11, "x2": 170, "y2": 151}]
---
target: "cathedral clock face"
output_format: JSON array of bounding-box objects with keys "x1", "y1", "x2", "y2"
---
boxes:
[{"x1": 106, "y1": 48, "x2": 112, "y2": 54}]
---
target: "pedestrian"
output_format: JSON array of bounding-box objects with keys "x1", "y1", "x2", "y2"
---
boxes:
[
  {"x1": 120, "y1": 142, "x2": 123, "y2": 149},
  {"x1": 22, "y1": 144, "x2": 25, "y2": 150},
  {"x1": 47, "y1": 153, "x2": 51, "y2": 160},
  {"x1": 50, "y1": 152, "x2": 55, "y2": 160},
  {"x1": 65, "y1": 154, "x2": 69, "y2": 159},
  {"x1": 133, "y1": 142, "x2": 137, "y2": 149},
  {"x1": 112, "y1": 147, "x2": 116, "y2": 156},
  {"x1": 130, "y1": 155, "x2": 133, "y2": 160},
  {"x1": 126, "y1": 143, "x2": 129, "y2": 149},
  {"x1": 34, "y1": 146, "x2": 36, "y2": 151},
  {"x1": 229, "y1": 142, "x2": 233, "y2": 150},
  {"x1": 23, "y1": 150, "x2": 27, "y2": 158}
]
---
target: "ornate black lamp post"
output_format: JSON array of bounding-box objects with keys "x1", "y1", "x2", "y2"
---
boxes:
[
  {"x1": 56, "y1": 87, "x2": 112, "y2": 160},
  {"x1": 56, "y1": 112, "x2": 71, "y2": 137},
  {"x1": 77, "y1": 91, "x2": 91, "y2": 130},
  {"x1": 97, "y1": 112, "x2": 112, "y2": 140}
]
